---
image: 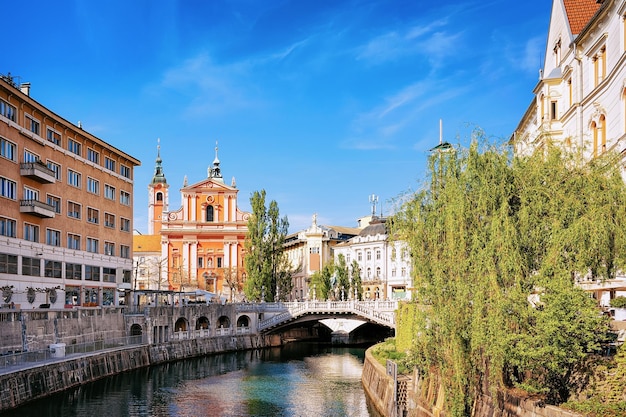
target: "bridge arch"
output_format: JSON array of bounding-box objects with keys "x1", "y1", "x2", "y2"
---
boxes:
[
  {"x1": 236, "y1": 315, "x2": 250, "y2": 328},
  {"x1": 217, "y1": 315, "x2": 230, "y2": 329},
  {"x1": 130, "y1": 323, "x2": 142, "y2": 336},
  {"x1": 174, "y1": 317, "x2": 188, "y2": 332},
  {"x1": 196, "y1": 316, "x2": 210, "y2": 330}
]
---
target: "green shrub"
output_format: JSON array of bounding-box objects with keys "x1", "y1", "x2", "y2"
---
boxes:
[{"x1": 610, "y1": 296, "x2": 626, "y2": 309}]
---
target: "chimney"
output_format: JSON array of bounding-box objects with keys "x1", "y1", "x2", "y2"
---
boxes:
[{"x1": 20, "y1": 82, "x2": 31, "y2": 96}]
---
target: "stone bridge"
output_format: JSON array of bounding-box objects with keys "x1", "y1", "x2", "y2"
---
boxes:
[{"x1": 236, "y1": 300, "x2": 398, "y2": 332}]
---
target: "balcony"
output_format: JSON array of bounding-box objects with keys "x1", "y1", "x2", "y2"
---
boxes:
[
  {"x1": 19, "y1": 199, "x2": 56, "y2": 218},
  {"x1": 20, "y1": 161, "x2": 56, "y2": 184}
]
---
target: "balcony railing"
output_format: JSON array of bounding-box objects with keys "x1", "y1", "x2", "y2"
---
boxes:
[
  {"x1": 19, "y1": 199, "x2": 56, "y2": 218},
  {"x1": 20, "y1": 161, "x2": 56, "y2": 184}
]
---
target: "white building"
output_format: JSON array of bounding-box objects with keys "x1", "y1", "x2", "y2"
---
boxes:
[
  {"x1": 334, "y1": 216, "x2": 412, "y2": 301},
  {"x1": 512, "y1": 0, "x2": 626, "y2": 305}
]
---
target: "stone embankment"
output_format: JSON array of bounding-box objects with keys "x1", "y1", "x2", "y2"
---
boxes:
[
  {"x1": 0, "y1": 333, "x2": 278, "y2": 412},
  {"x1": 361, "y1": 347, "x2": 584, "y2": 417}
]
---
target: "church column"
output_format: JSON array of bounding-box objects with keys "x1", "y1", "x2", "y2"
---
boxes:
[
  {"x1": 231, "y1": 242, "x2": 238, "y2": 269},
  {"x1": 231, "y1": 196, "x2": 237, "y2": 221},
  {"x1": 183, "y1": 193, "x2": 189, "y2": 220},
  {"x1": 191, "y1": 196, "x2": 197, "y2": 222},
  {"x1": 223, "y1": 197, "x2": 229, "y2": 222},
  {"x1": 190, "y1": 241, "x2": 198, "y2": 285},
  {"x1": 223, "y1": 242, "x2": 231, "y2": 267},
  {"x1": 182, "y1": 241, "x2": 189, "y2": 286}
]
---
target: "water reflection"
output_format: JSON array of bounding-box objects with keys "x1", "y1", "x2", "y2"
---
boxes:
[{"x1": 0, "y1": 344, "x2": 382, "y2": 417}]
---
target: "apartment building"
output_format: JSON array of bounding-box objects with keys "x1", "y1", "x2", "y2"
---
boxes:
[
  {"x1": 0, "y1": 74, "x2": 140, "y2": 308},
  {"x1": 512, "y1": 0, "x2": 626, "y2": 304}
]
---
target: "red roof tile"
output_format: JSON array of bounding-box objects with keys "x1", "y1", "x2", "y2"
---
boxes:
[{"x1": 563, "y1": 0, "x2": 601, "y2": 35}]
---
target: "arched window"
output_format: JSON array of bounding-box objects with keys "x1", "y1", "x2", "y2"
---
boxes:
[
  {"x1": 206, "y1": 205, "x2": 214, "y2": 222},
  {"x1": 156, "y1": 192, "x2": 163, "y2": 202},
  {"x1": 592, "y1": 115, "x2": 607, "y2": 157}
]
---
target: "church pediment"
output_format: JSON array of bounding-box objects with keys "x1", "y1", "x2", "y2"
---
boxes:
[{"x1": 182, "y1": 179, "x2": 237, "y2": 193}]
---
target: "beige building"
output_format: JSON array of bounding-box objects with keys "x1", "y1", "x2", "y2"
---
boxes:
[
  {"x1": 0, "y1": 74, "x2": 140, "y2": 308},
  {"x1": 283, "y1": 214, "x2": 360, "y2": 300},
  {"x1": 512, "y1": 0, "x2": 626, "y2": 304}
]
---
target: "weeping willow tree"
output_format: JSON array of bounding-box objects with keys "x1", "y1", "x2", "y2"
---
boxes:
[{"x1": 391, "y1": 131, "x2": 626, "y2": 415}]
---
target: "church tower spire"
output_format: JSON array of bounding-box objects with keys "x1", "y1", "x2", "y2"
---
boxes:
[
  {"x1": 207, "y1": 141, "x2": 224, "y2": 183},
  {"x1": 148, "y1": 138, "x2": 169, "y2": 235}
]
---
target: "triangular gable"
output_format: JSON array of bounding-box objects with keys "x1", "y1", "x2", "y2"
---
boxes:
[{"x1": 182, "y1": 178, "x2": 237, "y2": 193}]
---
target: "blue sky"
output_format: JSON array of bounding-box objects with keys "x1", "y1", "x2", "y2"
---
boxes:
[{"x1": 4, "y1": 0, "x2": 551, "y2": 233}]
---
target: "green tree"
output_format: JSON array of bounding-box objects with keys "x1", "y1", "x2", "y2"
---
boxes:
[
  {"x1": 335, "y1": 254, "x2": 351, "y2": 300},
  {"x1": 243, "y1": 190, "x2": 292, "y2": 301},
  {"x1": 350, "y1": 260, "x2": 363, "y2": 300},
  {"x1": 391, "y1": 133, "x2": 625, "y2": 415}
]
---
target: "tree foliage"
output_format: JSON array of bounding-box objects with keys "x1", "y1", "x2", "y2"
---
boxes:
[
  {"x1": 243, "y1": 190, "x2": 293, "y2": 301},
  {"x1": 391, "y1": 132, "x2": 625, "y2": 415}
]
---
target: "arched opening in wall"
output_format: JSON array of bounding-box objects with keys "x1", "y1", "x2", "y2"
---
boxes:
[
  {"x1": 130, "y1": 323, "x2": 143, "y2": 336},
  {"x1": 175, "y1": 317, "x2": 188, "y2": 332},
  {"x1": 592, "y1": 121, "x2": 598, "y2": 157},
  {"x1": 237, "y1": 315, "x2": 250, "y2": 328},
  {"x1": 206, "y1": 205, "x2": 214, "y2": 222},
  {"x1": 156, "y1": 192, "x2": 163, "y2": 202},
  {"x1": 600, "y1": 115, "x2": 606, "y2": 153},
  {"x1": 196, "y1": 316, "x2": 210, "y2": 330},
  {"x1": 217, "y1": 315, "x2": 230, "y2": 329}
]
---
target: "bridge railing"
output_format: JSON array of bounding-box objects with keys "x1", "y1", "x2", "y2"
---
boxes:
[{"x1": 257, "y1": 300, "x2": 398, "y2": 331}]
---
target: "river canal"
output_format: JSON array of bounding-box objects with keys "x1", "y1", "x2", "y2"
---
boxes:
[{"x1": 0, "y1": 343, "x2": 383, "y2": 417}]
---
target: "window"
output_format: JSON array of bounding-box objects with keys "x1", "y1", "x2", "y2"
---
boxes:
[
  {"x1": 592, "y1": 115, "x2": 607, "y2": 157},
  {"x1": 217, "y1": 257, "x2": 222, "y2": 268},
  {"x1": 46, "y1": 194, "x2": 61, "y2": 214},
  {"x1": 22, "y1": 256, "x2": 40, "y2": 277},
  {"x1": 87, "y1": 207, "x2": 99, "y2": 224},
  {"x1": 550, "y1": 101, "x2": 558, "y2": 120},
  {"x1": 0, "y1": 177, "x2": 16, "y2": 199},
  {"x1": 87, "y1": 177, "x2": 99, "y2": 195},
  {"x1": 25, "y1": 114, "x2": 40, "y2": 135},
  {"x1": 120, "y1": 190, "x2": 131, "y2": 206},
  {"x1": 104, "y1": 184, "x2": 116, "y2": 200},
  {"x1": 593, "y1": 46, "x2": 606, "y2": 86},
  {"x1": 392, "y1": 268, "x2": 396, "y2": 277},
  {"x1": 310, "y1": 247, "x2": 319, "y2": 254},
  {"x1": 0, "y1": 254, "x2": 18, "y2": 274},
  {"x1": 67, "y1": 169, "x2": 81, "y2": 188},
  {"x1": 23, "y1": 149, "x2": 38, "y2": 163},
  {"x1": 44, "y1": 260, "x2": 62, "y2": 278},
  {"x1": 120, "y1": 164, "x2": 131, "y2": 179},
  {"x1": 367, "y1": 251, "x2": 371, "y2": 261},
  {"x1": 376, "y1": 249, "x2": 381, "y2": 260},
  {"x1": 391, "y1": 248, "x2": 397, "y2": 261},
  {"x1": 105, "y1": 157, "x2": 116, "y2": 172},
  {"x1": 376, "y1": 266, "x2": 381, "y2": 277},
  {"x1": 67, "y1": 233, "x2": 81, "y2": 250},
  {"x1": 198, "y1": 257, "x2": 204, "y2": 268},
  {"x1": 346, "y1": 254, "x2": 351, "y2": 263},
  {"x1": 156, "y1": 192, "x2": 163, "y2": 201},
  {"x1": 104, "y1": 213, "x2": 115, "y2": 228},
  {"x1": 103, "y1": 267, "x2": 116, "y2": 283},
  {"x1": 46, "y1": 160, "x2": 61, "y2": 181},
  {"x1": 23, "y1": 186, "x2": 38, "y2": 202},
  {"x1": 66, "y1": 263, "x2": 82, "y2": 280},
  {"x1": 46, "y1": 229, "x2": 61, "y2": 246},
  {"x1": 0, "y1": 137, "x2": 16, "y2": 161},
  {"x1": 85, "y1": 265, "x2": 100, "y2": 281},
  {"x1": 121, "y1": 218, "x2": 130, "y2": 232},
  {"x1": 120, "y1": 245, "x2": 130, "y2": 259},
  {"x1": 68, "y1": 201, "x2": 81, "y2": 219},
  {"x1": 367, "y1": 267, "x2": 371, "y2": 278},
  {"x1": 46, "y1": 128, "x2": 61, "y2": 145},
  {"x1": 206, "y1": 205, "x2": 214, "y2": 222},
  {"x1": 357, "y1": 251, "x2": 362, "y2": 262},
  {"x1": 87, "y1": 238, "x2": 99, "y2": 253},
  {"x1": 68, "y1": 139, "x2": 81, "y2": 156},
  {"x1": 87, "y1": 148, "x2": 99, "y2": 164},
  {"x1": 401, "y1": 267, "x2": 406, "y2": 277},
  {"x1": 0, "y1": 217, "x2": 16, "y2": 237},
  {"x1": 104, "y1": 241, "x2": 115, "y2": 256},
  {"x1": 24, "y1": 223, "x2": 39, "y2": 242},
  {"x1": 0, "y1": 98, "x2": 16, "y2": 122}
]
